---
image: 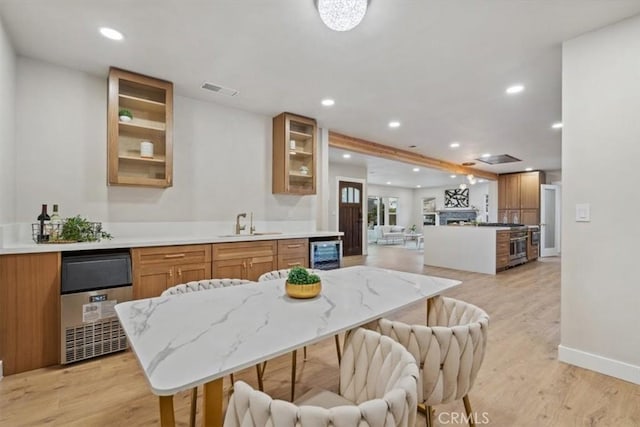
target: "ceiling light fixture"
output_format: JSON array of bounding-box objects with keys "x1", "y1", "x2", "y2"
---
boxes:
[
  {"x1": 525, "y1": 167, "x2": 533, "y2": 171},
  {"x1": 506, "y1": 84, "x2": 525, "y2": 95},
  {"x1": 342, "y1": 153, "x2": 351, "y2": 159},
  {"x1": 481, "y1": 153, "x2": 491, "y2": 158},
  {"x1": 388, "y1": 121, "x2": 401, "y2": 128},
  {"x1": 459, "y1": 183, "x2": 468, "y2": 190},
  {"x1": 386, "y1": 181, "x2": 391, "y2": 185},
  {"x1": 551, "y1": 122, "x2": 563, "y2": 129},
  {"x1": 99, "y1": 27, "x2": 124, "y2": 41},
  {"x1": 450, "y1": 175, "x2": 457, "y2": 178},
  {"x1": 416, "y1": 185, "x2": 421, "y2": 188},
  {"x1": 317, "y1": 0, "x2": 368, "y2": 32},
  {"x1": 450, "y1": 142, "x2": 460, "y2": 148},
  {"x1": 412, "y1": 167, "x2": 420, "y2": 172},
  {"x1": 478, "y1": 179, "x2": 485, "y2": 183},
  {"x1": 321, "y1": 98, "x2": 335, "y2": 106}
]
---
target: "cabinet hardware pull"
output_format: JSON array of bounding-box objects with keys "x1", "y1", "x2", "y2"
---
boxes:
[
  {"x1": 249, "y1": 260, "x2": 253, "y2": 268},
  {"x1": 169, "y1": 269, "x2": 173, "y2": 278},
  {"x1": 178, "y1": 268, "x2": 182, "y2": 276},
  {"x1": 164, "y1": 254, "x2": 185, "y2": 259},
  {"x1": 287, "y1": 262, "x2": 301, "y2": 267},
  {"x1": 287, "y1": 244, "x2": 301, "y2": 249},
  {"x1": 243, "y1": 261, "x2": 247, "y2": 269}
]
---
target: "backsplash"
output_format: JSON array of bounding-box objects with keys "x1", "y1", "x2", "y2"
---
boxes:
[{"x1": 438, "y1": 210, "x2": 478, "y2": 225}]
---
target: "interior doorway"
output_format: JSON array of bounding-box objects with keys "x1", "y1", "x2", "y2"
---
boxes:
[
  {"x1": 540, "y1": 184, "x2": 561, "y2": 257},
  {"x1": 339, "y1": 180, "x2": 363, "y2": 256}
]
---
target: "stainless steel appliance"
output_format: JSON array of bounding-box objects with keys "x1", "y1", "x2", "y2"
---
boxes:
[
  {"x1": 310, "y1": 240, "x2": 343, "y2": 270},
  {"x1": 478, "y1": 223, "x2": 528, "y2": 266},
  {"x1": 423, "y1": 212, "x2": 438, "y2": 226},
  {"x1": 61, "y1": 251, "x2": 132, "y2": 364}
]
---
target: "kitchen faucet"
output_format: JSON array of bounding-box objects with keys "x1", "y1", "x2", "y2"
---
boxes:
[{"x1": 235, "y1": 213, "x2": 246, "y2": 234}]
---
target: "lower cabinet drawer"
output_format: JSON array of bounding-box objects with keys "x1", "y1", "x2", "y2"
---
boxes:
[
  {"x1": 132, "y1": 244, "x2": 211, "y2": 266},
  {"x1": 277, "y1": 255, "x2": 308, "y2": 270}
]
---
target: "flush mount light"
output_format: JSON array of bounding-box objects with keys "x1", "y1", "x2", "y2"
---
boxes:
[
  {"x1": 551, "y1": 122, "x2": 563, "y2": 129},
  {"x1": 412, "y1": 167, "x2": 420, "y2": 172},
  {"x1": 416, "y1": 185, "x2": 422, "y2": 188},
  {"x1": 481, "y1": 153, "x2": 491, "y2": 158},
  {"x1": 386, "y1": 181, "x2": 392, "y2": 185},
  {"x1": 506, "y1": 84, "x2": 525, "y2": 95},
  {"x1": 317, "y1": 0, "x2": 368, "y2": 32},
  {"x1": 525, "y1": 167, "x2": 533, "y2": 171},
  {"x1": 388, "y1": 121, "x2": 401, "y2": 128},
  {"x1": 342, "y1": 153, "x2": 351, "y2": 159},
  {"x1": 321, "y1": 98, "x2": 335, "y2": 106},
  {"x1": 450, "y1": 142, "x2": 460, "y2": 148},
  {"x1": 99, "y1": 27, "x2": 124, "y2": 41},
  {"x1": 450, "y1": 175, "x2": 457, "y2": 179}
]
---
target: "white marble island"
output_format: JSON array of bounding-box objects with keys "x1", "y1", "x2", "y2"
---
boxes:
[{"x1": 423, "y1": 225, "x2": 510, "y2": 275}]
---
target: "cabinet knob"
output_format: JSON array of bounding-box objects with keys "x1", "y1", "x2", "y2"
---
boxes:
[
  {"x1": 178, "y1": 268, "x2": 182, "y2": 277},
  {"x1": 169, "y1": 269, "x2": 173, "y2": 278}
]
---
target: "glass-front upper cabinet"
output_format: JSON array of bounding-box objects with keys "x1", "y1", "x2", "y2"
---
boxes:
[
  {"x1": 107, "y1": 68, "x2": 173, "y2": 188},
  {"x1": 272, "y1": 112, "x2": 317, "y2": 195}
]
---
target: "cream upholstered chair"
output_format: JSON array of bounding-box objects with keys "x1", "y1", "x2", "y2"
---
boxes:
[
  {"x1": 377, "y1": 296, "x2": 489, "y2": 427},
  {"x1": 161, "y1": 278, "x2": 262, "y2": 427},
  {"x1": 258, "y1": 268, "x2": 342, "y2": 401},
  {"x1": 223, "y1": 327, "x2": 419, "y2": 427}
]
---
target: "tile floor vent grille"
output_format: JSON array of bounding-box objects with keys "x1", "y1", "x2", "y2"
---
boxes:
[
  {"x1": 63, "y1": 319, "x2": 128, "y2": 364},
  {"x1": 476, "y1": 154, "x2": 521, "y2": 165},
  {"x1": 201, "y1": 82, "x2": 239, "y2": 96}
]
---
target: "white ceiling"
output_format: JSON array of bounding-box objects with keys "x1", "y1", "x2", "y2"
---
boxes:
[{"x1": 2, "y1": 1, "x2": 640, "y2": 174}]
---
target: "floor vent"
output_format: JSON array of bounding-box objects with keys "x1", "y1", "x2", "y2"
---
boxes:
[
  {"x1": 63, "y1": 319, "x2": 128, "y2": 364},
  {"x1": 476, "y1": 154, "x2": 521, "y2": 165},
  {"x1": 201, "y1": 82, "x2": 239, "y2": 96}
]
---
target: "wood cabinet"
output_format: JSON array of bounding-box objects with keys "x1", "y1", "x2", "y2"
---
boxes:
[
  {"x1": 0, "y1": 252, "x2": 60, "y2": 375},
  {"x1": 497, "y1": 171, "x2": 545, "y2": 225},
  {"x1": 496, "y1": 231, "x2": 510, "y2": 271},
  {"x1": 273, "y1": 112, "x2": 317, "y2": 195},
  {"x1": 212, "y1": 241, "x2": 277, "y2": 281},
  {"x1": 277, "y1": 238, "x2": 309, "y2": 270},
  {"x1": 527, "y1": 230, "x2": 539, "y2": 261},
  {"x1": 131, "y1": 245, "x2": 211, "y2": 299},
  {"x1": 108, "y1": 68, "x2": 173, "y2": 188}
]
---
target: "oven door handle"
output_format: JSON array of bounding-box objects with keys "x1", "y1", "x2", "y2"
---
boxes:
[{"x1": 510, "y1": 236, "x2": 528, "y2": 242}]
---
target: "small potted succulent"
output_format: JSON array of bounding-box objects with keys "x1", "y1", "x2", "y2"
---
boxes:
[
  {"x1": 286, "y1": 266, "x2": 321, "y2": 299},
  {"x1": 119, "y1": 108, "x2": 133, "y2": 122}
]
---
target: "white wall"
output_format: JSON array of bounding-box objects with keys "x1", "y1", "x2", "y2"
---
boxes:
[
  {"x1": 14, "y1": 58, "x2": 316, "y2": 226},
  {"x1": 0, "y1": 17, "x2": 15, "y2": 224},
  {"x1": 327, "y1": 162, "x2": 367, "y2": 232},
  {"x1": 560, "y1": 16, "x2": 640, "y2": 384},
  {"x1": 412, "y1": 182, "x2": 495, "y2": 226},
  {"x1": 367, "y1": 184, "x2": 415, "y2": 228}
]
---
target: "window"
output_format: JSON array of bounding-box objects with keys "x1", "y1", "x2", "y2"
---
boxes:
[{"x1": 368, "y1": 196, "x2": 398, "y2": 226}]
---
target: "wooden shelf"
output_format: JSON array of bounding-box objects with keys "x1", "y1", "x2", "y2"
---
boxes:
[
  {"x1": 289, "y1": 171, "x2": 313, "y2": 178},
  {"x1": 119, "y1": 154, "x2": 166, "y2": 164},
  {"x1": 289, "y1": 130, "x2": 313, "y2": 140},
  {"x1": 289, "y1": 150, "x2": 313, "y2": 156},
  {"x1": 273, "y1": 113, "x2": 316, "y2": 195},
  {"x1": 108, "y1": 67, "x2": 173, "y2": 188}
]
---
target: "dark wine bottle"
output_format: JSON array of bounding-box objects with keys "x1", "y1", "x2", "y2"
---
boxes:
[{"x1": 37, "y1": 204, "x2": 50, "y2": 242}]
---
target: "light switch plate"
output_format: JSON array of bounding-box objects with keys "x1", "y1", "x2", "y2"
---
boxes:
[{"x1": 575, "y1": 203, "x2": 590, "y2": 222}]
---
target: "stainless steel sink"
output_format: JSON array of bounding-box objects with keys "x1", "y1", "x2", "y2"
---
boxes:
[
  {"x1": 217, "y1": 232, "x2": 282, "y2": 238},
  {"x1": 251, "y1": 232, "x2": 282, "y2": 236}
]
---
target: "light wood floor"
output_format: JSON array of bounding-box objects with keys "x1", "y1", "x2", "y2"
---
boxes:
[{"x1": 1, "y1": 245, "x2": 639, "y2": 426}]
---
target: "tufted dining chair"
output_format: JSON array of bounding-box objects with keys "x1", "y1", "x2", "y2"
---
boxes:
[
  {"x1": 223, "y1": 327, "x2": 419, "y2": 427},
  {"x1": 258, "y1": 268, "x2": 342, "y2": 401},
  {"x1": 377, "y1": 296, "x2": 489, "y2": 427},
  {"x1": 161, "y1": 278, "x2": 263, "y2": 427}
]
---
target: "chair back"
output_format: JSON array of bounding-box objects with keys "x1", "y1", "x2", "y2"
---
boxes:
[
  {"x1": 161, "y1": 278, "x2": 252, "y2": 296},
  {"x1": 378, "y1": 296, "x2": 489, "y2": 406},
  {"x1": 224, "y1": 328, "x2": 418, "y2": 427},
  {"x1": 257, "y1": 268, "x2": 321, "y2": 282}
]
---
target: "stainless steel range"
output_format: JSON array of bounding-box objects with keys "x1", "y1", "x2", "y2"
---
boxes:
[{"x1": 478, "y1": 223, "x2": 528, "y2": 267}]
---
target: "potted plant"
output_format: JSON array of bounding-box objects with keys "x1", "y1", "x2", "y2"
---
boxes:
[
  {"x1": 410, "y1": 224, "x2": 417, "y2": 233},
  {"x1": 60, "y1": 215, "x2": 112, "y2": 242},
  {"x1": 119, "y1": 108, "x2": 133, "y2": 122},
  {"x1": 286, "y1": 266, "x2": 321, "y2": 299}
]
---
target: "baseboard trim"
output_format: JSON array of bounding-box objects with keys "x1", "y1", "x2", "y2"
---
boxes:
[{"x1": 558, "y1": 345, "x2": 640, "y2": 385}]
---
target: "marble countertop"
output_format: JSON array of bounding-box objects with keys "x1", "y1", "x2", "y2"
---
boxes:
[
  {"x1": 0, "y1": 231, "x2": 342, "y2": 255},
  {"x1": 115, "y1": 266, "x2": 461, "y2": 395}
]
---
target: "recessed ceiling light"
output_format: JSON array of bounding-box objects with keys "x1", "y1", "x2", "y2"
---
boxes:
[
  {"x1": 321, "y1": 98, "x2": 335, "y2": 106},
  {"x1": 551, "y1": 122, "x2": 563, "y2": 129},
  {"x1": 412, "y1": 167, "x2": 420, "y2": 172},
  {"x1": 450, "y1": 175, "x2": 457, "y2": 178},
  {"x1": 481, "y1": 153, "x2": 491, "y2": 158},
  {"x1": 525, "y1": 167, "x2": 533, "y2": 171},
  {"x1": 342, "y1": 153, "x2": 351, "y2": 159},
  {"x1": 506, "y1": 84, "x2": 525, "y2": 95},
  {"x1": 478, "y1": 179, "x2": 485, "y2": 183},
  {"x1": 388, "y1": 121, "x2": 401, "y2": 128},
  {"x1": 386, "y1": 181, "x2": 391, "y2": 185},
  {"x1": 99, "y1": 27, "x2": 124, "y2": 41},
  {"x1": 416, "y1": 185, "x2": 421, "y2": 188},
  {"x1": 450, "y1": 142, "x2": 460, "y2": 148}
]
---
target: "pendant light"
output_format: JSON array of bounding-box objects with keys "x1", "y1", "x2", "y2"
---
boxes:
[{"x1": 317, "y1": 0, "x2": 368, "y2": 32}]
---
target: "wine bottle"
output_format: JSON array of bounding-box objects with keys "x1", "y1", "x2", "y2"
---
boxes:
[
  {"x1": 37, "y1": 204, "x2": 50, "y2": 242},
  {"x1": 50, "y1": 204, "x2": 62, "y2": 241}
]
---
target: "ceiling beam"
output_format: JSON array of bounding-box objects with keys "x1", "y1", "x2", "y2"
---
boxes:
[{"x1": 328, "y1": 131, "x2": 498, "y2": 181}]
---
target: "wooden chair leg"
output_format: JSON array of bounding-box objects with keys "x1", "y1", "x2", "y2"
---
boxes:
[
  {"x1": 426, "y1": 405, "x2": 433, "y2": 427},
  {"x1": 256, "y1": 364, "x2": 264, "y2": 391},
  {"x1": 334, "y1": 334, "x2": 342, "y2": 364},
  {"x1": 189, "y1": 387, "x2": 197, "y2": 427},
  {"x1": 260, "y1": 361, "x2": 268, "y2": 380},
  {"x1": 290, "y1": 349, "x2": 297, "y2": 401},
  {"x1": 463, "y1": 395, "x2": 475, "y2": 427}
]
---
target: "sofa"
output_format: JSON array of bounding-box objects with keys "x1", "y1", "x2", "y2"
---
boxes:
[{"x1": 373, "y1": 225, "x2": 405, "y2": 244}]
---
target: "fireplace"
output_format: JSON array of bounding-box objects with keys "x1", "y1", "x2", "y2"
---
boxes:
[{"x1": 438, "y1": 210, "x2": 478, "y2": 225}]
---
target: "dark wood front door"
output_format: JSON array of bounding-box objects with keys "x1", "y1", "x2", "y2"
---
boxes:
[{"x1": 339, "y1": 181, "x2": 363, "y2": 256}]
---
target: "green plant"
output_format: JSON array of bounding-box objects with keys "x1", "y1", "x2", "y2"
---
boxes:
[
  {"x1": 118, "y1": 108, "x2": 133, "y2": 119},
  {"x1": 410, "y1": 224, "x2": 417, "y2": 233},
  {"x1": 287, "y1": 266, "x2": 321, "y2": 285},
  {"x1": 60, "y1": 216, "x2": 112, "y2": 242}
]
